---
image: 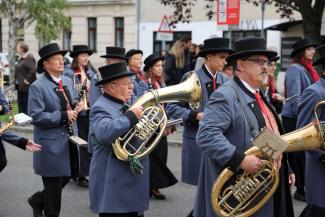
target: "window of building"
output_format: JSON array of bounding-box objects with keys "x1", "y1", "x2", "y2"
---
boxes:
[
  {"x1": 63, "y1": 18, "x2": 71, "y2": 50},
  {"x1": 153, "y1": 31, "x2": 191, "y2": 53},
  {"x1": 280, "y1": 37, "x2": 301, "y2": 71},
  {"x1": 88, "y1": 18, "x2": 97, "y2": 52},
  {"x1": 223, "y1": 30, "x2": 262, "y2": 48},
  {"x1": 115, "y1": 17, "x2": 124, "y2": 47}
]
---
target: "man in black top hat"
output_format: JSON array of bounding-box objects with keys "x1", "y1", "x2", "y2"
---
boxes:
[
  {"x1": 88, "y1": 62, "x2": 147, "y2": 217},
  {"x1": 28, "y1": 43, "x2": 81, "y2": 217},
  {"x1": 194, "y1": 37, "x2": 294, "y2": 217}
]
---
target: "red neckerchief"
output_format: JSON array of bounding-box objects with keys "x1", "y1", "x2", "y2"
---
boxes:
[{"x1": 299, "y1": 58, "x2": 320, "y2": 82}]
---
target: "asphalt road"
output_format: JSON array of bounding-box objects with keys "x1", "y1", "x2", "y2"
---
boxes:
[{"x1": 0, "y1": 128, "x2": 306, "y2": 217}]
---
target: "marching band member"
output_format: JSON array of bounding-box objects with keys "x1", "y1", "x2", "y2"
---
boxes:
[
  {"x1": 282, "y1": 38, "x2": 319, "y2": 201},
  {"x1": 297, "y1": 44, "x2": 325, "y2": 217},
  {"x1": 63, "y1": 44, "x2": 94, "y2": 188},
  {"x1": 194, "y1": 37, "x2": 294, "y2": 217},
  {"x1": 28, "y1": 43, "x2": 79, "y2": 217},
  {"x1": 166, "y1": 37, "x2": 231, "y2": 216},
  {"x1": 166, "y1": 37, "x2": 231, "y2": 185},
  {"x1": 138, "y1": 53, "x2": 178, "y2": 200},
  {"x1": 125, "y1": 49, "x2": 144, "y2": 98},
  {"x1": 0, "y1": 88, "x2": 41, "y2": 172},
  {"x1": 88, "y1": 62, "x2": 147, "y2": 217},
  {"x1": 88, "y1": 47, "x2": 128, "y2": 155}
]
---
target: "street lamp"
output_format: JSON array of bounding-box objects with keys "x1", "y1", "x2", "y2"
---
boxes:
[{"x1": 261, "y1": 0, "x2": 266, "y2": 38}]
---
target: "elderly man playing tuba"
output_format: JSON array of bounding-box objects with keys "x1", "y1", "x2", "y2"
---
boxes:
[{"x1": 88, "y1": 62, "x2": 147, "y2": 217}]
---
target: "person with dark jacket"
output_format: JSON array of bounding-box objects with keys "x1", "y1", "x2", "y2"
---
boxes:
[{"x1": 15, "y1": 42, "x2": 37, "y2": 114}]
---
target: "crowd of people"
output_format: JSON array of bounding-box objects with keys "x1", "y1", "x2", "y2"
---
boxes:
[{"x1": 0, "y1": 35, "x2": 324, "y2": 217}]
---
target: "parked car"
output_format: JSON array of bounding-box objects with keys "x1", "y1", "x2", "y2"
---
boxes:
[{"x1": 0, "y1": 53, "x2": 10, "y2": 85}]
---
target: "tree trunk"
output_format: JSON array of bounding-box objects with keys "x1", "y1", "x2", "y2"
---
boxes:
[
  {"x1": 8, "y1": 19, "x2": 17, "y2": 86},
  {"x1": 301, "y1": 7, "x2": 322, "y2": 42}
]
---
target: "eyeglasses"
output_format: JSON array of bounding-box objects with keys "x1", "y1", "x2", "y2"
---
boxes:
[{"x1": 242, "y1": 58, "x2": 272, "y2": 67}]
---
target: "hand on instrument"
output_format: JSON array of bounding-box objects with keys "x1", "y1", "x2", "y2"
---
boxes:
[
  {"x1": 240, "y1": 155, "x2": 263, "y2": 174},
  {"x1": 130, "y1": 106, "x2": 144, "y2": 119},
  {"x1": 196, "y1": 112, "x2": 203, "y2": 121},
  {"x1": 25, "y1": 140, "x2": 41, "y2": 152},
  {"x1": 272, "y1": 93, "x2": 285, "y2": 102},
  {"x1": 163, "y1": 126, "x2": 175, "y2": 136},
  {"x1": 274, "y1": 154, "x2": 282, "y2": 169},
  {"x1": 75, "y1": 102, "x2": 88, "y2": 113},
  {"x1": 67, "y1": 110, "x2": 78, "y2": 123},
  {"x1": 288, "y1": 173, "x2": 296, "y2": 188}
]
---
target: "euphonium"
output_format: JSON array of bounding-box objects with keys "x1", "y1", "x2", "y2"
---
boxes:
[
  {"x1": 112, "y1": 71, "x2": 201, "y2": 173},
  {"x1": 211, "y1": 101, "x2": 325, "y2": 217}
]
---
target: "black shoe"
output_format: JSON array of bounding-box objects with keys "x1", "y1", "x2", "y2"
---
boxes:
[
  {"x1": 77, "y1": 177, "x2": 89, "y2": 188},
  {"x1": 294, "y1": 190, "x2": 306, "y2": 201},
  {"x1": 28, "y1": 197, "x2": 44, "y2": 217},
  {"x1": 150, "y1": 189, "x2": 166, "y2": 200}
]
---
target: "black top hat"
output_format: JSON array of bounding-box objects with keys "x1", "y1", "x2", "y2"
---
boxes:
[
  {"x1": 37, "y1": 43, "x2": 67, "y2": 68},
  {"x1": 100, "y1": 47, "x2": 128, "y2": 60},
  {"x1": 95, "y1": 62, "x2": 135, "y2": 86},
  {"x1": 270, "y1": 56, "x2": 280, "y2": 62},
  {"x1": 227, "y1": 37, "x2": 277, "y2": 62},
  {"x1": 290, "y1": 38, "x2": 319, "y2": 58},
  {"x1": 125, "y1": 49, "x2": 143, "y2": 59},
  {"x1": 143, "y1": 54, "x2": 164, "y2": 72},
  {"x1": 198, "y1": 37, "x2": 233, "y2": 57},
  {"x1": 70, "y1": 45, "x2": 93, "y2": 58},
  {"x1": 313, "y1": 44, "x2": 325, "y2": 66}
]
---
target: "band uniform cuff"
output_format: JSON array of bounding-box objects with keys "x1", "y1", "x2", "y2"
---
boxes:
[
  {"x1": 225, "y1": 149, "x2": 245, "y2": 172},
  {"x1": 60, "y1": 111, "x2": 68, "y2": 126},
  {"x1": 124, "y1": 110, "x2": 138, "y2": 127},
  {"x1": 17, "y1": 137, "x2": 29, "y2": 150}
]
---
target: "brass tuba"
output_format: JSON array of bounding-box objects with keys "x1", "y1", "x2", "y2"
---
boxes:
[
  {"x1": 112, "y1": 71, "x2": 201, "y2": 173},
  {"x1": 211, "y1": 101, "x2": 325, "y2": 217}
]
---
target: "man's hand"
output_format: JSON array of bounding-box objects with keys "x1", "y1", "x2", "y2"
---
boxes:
[
  {"x1": 240, "y1": 155, "x2": 263, "y2": 174},
  {"x1": 25, "y1": 140, "x2": 41, "y2": 152},
  {"x1": 67, "y1": 110, "x2": 78, "y2": 123},
  {"x1": 272, "y1": 93, "x2": 285, "y2": 102},
  {"x1": 130, "y1": 106, "x2": 144, "y2": 119},
  {"x1": 163, "y1": 126, "x2": 175, "y2": 136},
  {"x1": 196, "y1": 112, "x2": 203, "y2": 121}
]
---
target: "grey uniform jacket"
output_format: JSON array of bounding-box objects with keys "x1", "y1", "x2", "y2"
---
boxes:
[
  {"x1": 88, "y1": 93, "x2": 149, "y2": 214},
  {"x1": 28, "y1": 72, "x2": 77, "y2": 177},
  {"x1": 165, "y1": 65, "x2": 229, "y2": 185}
]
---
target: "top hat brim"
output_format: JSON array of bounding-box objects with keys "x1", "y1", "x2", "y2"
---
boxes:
[
  {"x1": 290, "y1": 43, "x2": 319, "y2": 58},
  {"x1": 198, "y1": 48, "x2": 234, "y2": 57},
  {"x1": 143, "y1": 56, "x2": 165, "y2": 72},
  {"x1": 95, "y1": 71, "x2": 135, "y2": 86},
  {"x1": 270, "y1": 56, "x2": 280, "y2": 62},
  {"x1": 227, "y1": 50, "x2": 277, "y2": 63},
  {"x1": 70, "y1": 50, "x2": 93, "y2": 58},
  {"x1": 100, "y1": 54, "x2": 128, "y2": 60},
  {"x1": 37, "y1": 50, "x2": 67, "y2": 68},
  {"x1": 125, "y1": 50, "x2": 143, "y2": 58}
]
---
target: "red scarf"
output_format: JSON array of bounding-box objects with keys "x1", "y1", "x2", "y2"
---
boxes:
[
  {"x1": 268, "y1": 78, "x2": 275, "y2": 96},
  {"x1": 299, "y1": 58, "x2": 320, "y2": 82},
  {"x1": 129, "y1": 66, "x2": 144, "y2": 81}
]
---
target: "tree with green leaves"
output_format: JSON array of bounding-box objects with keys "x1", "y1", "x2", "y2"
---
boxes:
[
  {"x1": 159, "y1": 0, "x2": 325, "y2": 41},
  {"x1": 0, "y1": 0, "x2": 71, "y2": 84}
]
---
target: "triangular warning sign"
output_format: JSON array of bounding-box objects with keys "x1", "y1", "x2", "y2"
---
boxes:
[{"x1": 158, "y1": 15, "x2": 172, "y2": 33}]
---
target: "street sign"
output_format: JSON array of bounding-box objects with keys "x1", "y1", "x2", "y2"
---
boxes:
[
  {"x1": 156, "y1": 32, "x2": 173, "y2": 41},
  {"x1": 158, "y1": 15, "x2": 172, "y2": 33},
  {"x1": 217, "y1": 0, "x2": 240, "y2": 26}
]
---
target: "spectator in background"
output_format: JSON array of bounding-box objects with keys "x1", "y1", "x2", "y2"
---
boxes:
[
  {"x1": 164, "y1": 40, "x2": 186, "y2": 86},
  {"x1": 15, "y1": 42, "x2": 36, "y2": 114},
  {"x1": 180, "y1": 36, "x2": 192, "y2": 73},
  {"x1": 194, "y1": 44, "x2": 205, "y2": 70},
  {"x1": 126, "y1": 49, "x2": 144, "y2": 98},
  {"x1": 190, "y1": 43, "x2": 197, "y2": 70}
]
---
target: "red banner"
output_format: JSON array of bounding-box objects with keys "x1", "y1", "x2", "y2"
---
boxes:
[{"x1": 217, "y1": 0, "x2": 240, "y2": 25}]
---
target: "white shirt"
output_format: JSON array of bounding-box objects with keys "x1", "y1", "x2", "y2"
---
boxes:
[
  {"x1": 240, "y1": 78, "x2": 259, "y2": 94},
  {"x1": 204, "y1": 64, "x2": 217, "y2": 79},
  {"x1": 50, "y1": 74, "x2": 61, "y2": 83}
]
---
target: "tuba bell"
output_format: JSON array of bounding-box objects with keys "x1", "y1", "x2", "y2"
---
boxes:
[
  {"x1": 211, "y1": 101, "x2": 325, "y2": 217},
  {"x1": 112, "y1": 71, "x2": 201, "y2": 174}
]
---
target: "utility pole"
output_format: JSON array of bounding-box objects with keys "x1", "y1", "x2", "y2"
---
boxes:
[{"x1": 261, "y1": 0, "x2": 266, "y2": 38}]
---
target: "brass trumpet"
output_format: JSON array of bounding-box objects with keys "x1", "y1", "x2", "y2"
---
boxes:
[{"x1": 211, "y1": 101, "x2": 325, "y2": 217}]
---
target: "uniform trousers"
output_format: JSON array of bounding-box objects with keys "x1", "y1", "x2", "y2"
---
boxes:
[
  {"x1": 99, "y1": 213, "x2": 144, "y2": 217},
  {"x1": 29, "y1": 177, "x2": 70, "y2": 217}
]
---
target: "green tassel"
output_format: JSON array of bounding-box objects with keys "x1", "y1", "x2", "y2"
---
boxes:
[{"x1": 128, "y1": 156, "x2": 143, "y2": 175}]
